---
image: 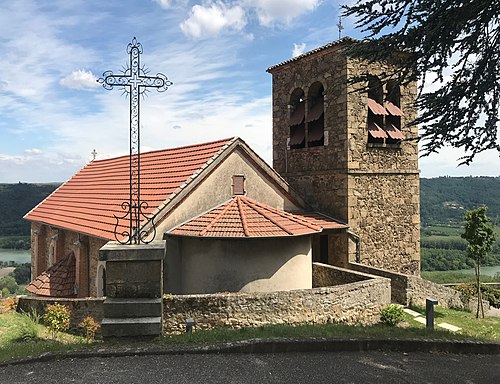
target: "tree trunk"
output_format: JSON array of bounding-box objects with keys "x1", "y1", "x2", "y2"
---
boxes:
[{"x1": 476, "y1": 257, "x2": 484, "y2": 319}]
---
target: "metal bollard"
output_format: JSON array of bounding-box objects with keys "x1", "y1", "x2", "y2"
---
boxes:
[
  {"x1": 426, "y1": 298, "x2": 438, "y2": 330},
  {"x1": 186, "y1": 318, "x2": 195, "y2": 334}
]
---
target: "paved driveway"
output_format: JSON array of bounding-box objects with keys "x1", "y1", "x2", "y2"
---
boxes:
[{"x1": 1, "y1": 351, "x2": 499, "y2": 383}]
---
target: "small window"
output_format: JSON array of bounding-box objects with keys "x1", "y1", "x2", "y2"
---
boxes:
[
  {"x1": 289, "y1": 88, "x2": 305, "y2": 149},
  {"x1": 232, "y1": 175, "x2": 245, "y2": 195}
]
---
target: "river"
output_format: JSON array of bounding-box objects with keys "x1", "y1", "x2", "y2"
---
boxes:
[{"x1": 0, "y1": 248, "x2": 31, "y2": 264}]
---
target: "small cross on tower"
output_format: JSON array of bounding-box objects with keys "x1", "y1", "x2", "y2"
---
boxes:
[{"x1": 98, "y1": 37, "x2": 173, "y2": 244}]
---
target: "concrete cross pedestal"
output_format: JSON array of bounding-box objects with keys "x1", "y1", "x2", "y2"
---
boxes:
[{"x1": 99, "y1": 241, "x2": 164, "y2": 337}]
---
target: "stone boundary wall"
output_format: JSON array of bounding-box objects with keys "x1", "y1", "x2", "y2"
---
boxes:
[
  {"x1": 17, "y1": 296, "x2": 104, "y2": 331},
  {"x1": 163, "y1": 277, "x2": 391, "y2": 334},
  {"x1": 349, "y1": 263, "x2": 464, "y2": 308},
  {"x1": 312, "y1": 262, "x2": 380, "y2": 287}
]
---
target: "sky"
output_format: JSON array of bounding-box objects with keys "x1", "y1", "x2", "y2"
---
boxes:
[{"x1": 0, "y1": 0, "x2": 498, "y2": 183}]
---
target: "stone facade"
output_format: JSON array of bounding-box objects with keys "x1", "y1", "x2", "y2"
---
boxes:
[
  {"x1": 350, "y1": 262, "x2": 463, "y2": 308},
  {"x1": 268, "y1": 40, "x2": 420, "y2": 274}
]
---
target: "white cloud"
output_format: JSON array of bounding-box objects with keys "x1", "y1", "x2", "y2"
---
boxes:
[
  {"x1": 180, "y1": 2, "x2": 247, "y2": 39},
  {"x1": 24, "y1": 148, "x2": 42, "y2": 155},
  {"x1": 153, "y1": 0, "x2": 188, "y2": 9},
  {"x1": 60, "y1": 70, "x2": 99, "y2": 90},
  {"x1": 292, "y1": 42, "x2": 306, "y2": 57},
  {"x1": 249, "y1": 0, "x2": 320, "y2": 26}
]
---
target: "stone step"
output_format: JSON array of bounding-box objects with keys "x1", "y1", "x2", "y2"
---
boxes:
[
  {"x1": 104, "y1": 298, "x2": 162, "y2": 318},
  {"x1": 101, "y1": 316, "x2": 162, "y2": 337}
]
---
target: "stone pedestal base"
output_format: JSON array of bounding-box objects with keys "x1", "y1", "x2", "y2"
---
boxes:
[{"x1": 99, "y1": 241, "x2": 164, "y2": 338}]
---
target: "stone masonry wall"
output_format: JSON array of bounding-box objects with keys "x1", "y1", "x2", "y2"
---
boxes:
[
  {"x1": 348, "y1": 173, "x2": 420, "y2": 274},
  {"x1": 163, "y1": 278, "x2": 391, "y2": 334},
  {"x1": 312, "y1": 262, "x2": 379, "y2": 287},
  {"x1": 349, "y1": 262, "x2": 463, "y2": 308}
]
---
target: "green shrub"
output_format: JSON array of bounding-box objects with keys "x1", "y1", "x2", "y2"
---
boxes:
[
  {"x1": 482, "y1": 286, "x2": 500, "y2": 308},
  {"x1": 1, "y1": 287, "x2": 9, "y2": 298},
  {"x1": 380, "y1": 304, "x2": 404, "y2": 326},
  {"x1": 44, "y1": 303, "x2": 71, "y2": 338},
  {"x1": 454, "y1": 283, "x2": 500, "y2": 309}
]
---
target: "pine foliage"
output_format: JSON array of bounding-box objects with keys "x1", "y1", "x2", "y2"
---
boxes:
[{"x1": 343, "y1": 0, "x2": 500, "y2": 163}]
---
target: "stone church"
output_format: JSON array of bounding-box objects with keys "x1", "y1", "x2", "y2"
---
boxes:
[{"x1": 24, "y1": 37, "x2": 420, "y2": 299}]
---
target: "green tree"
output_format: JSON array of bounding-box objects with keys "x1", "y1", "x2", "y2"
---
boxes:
[
  {"x1": 0, "y1": 275, "x2": 19, "y2": 295},
  {"x1": 12, "y1": 263, "x2": 32, "y2": 285},
  {"x1": 343, "y1": 1, "x2": 500, "y2": 164},
  {"x1": 462, "y1": 206, "x2": 497, "y2": 318}
]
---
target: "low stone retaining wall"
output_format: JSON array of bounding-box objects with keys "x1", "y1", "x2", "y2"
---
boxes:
[
  {"x1": 312, "y1": 262, "x2": 379, "y2": 287},
  {"x1": 17, "y1": 296, "x2": 104, "y2": 331},
  {"x1": 349, "y1": 263, "x2": 464, "y2": 308},
  {"x1": 163, "y1": 277, "x2": 391, "y2": 334}
]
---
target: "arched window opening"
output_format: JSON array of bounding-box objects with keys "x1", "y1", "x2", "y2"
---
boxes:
[
  {"x1": 367, "y1": 76, "x2": 386, "y2": 144},
  {"x1": 385, "y1": 80, "x2": 404, "y2": 144},
  {"x1": 307, "y1": 82, "x2": 325, "y2": 147},
  {"x1": 97, "y1": 264, "x2": 107, "y2": 297},
  {"x1": 289, "y1": 88, "x2": 305, "y2": 149}
]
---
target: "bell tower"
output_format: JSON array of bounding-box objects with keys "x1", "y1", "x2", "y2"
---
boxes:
[{"x1": 267, "y1": 38, "x2": 420, "y2": 275}]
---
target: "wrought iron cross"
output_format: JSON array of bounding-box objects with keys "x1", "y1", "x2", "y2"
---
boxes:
[{"x1": 98, "y1": 37, "x2": 172, "y2": 245}]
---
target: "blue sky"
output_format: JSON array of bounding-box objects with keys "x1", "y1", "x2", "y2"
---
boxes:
[{"x1": 0, "y1": 0, "x2": 498, "y2": 183}]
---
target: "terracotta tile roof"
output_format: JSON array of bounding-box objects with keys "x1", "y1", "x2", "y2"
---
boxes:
[
  {"x1": 26, "y1": 252, "x2": 76, "y2": 297},
  {"x1": 267, "y1": 37, "x2": 357, "y2": 72},
  {"x1": 24, "y1": 138, "x2": 236, "y2": 240},
  {"x1": 169, "y1": 196, "x2": 347, "y2": 238}
]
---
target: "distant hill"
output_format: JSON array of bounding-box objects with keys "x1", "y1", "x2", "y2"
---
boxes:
[
  {"x1": 0, "y1": 183, "x2": 59, "y2": 236},
  {"x1": 420, "y1": 176, "x2": 500, "y2": 226}
]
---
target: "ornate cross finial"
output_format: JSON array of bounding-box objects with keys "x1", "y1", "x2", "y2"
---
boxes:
[
  {"x1": 91, "y1": 149, "x2": 97, "y2": 161},
  {"x1": 98, "y1": 37, "x2": 173, "y2": 245}
]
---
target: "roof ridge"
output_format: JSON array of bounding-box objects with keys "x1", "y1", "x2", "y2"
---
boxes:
[
  {"x1": 236, "y1": 196, "x2": 250, "y2": 237},
  {"x1": 90, "y1": 137, "x2": 237, "y2": 164},
  {"x1": 200, "y1": 198, "x2": 238, "y2": 236},
  {"x1": 267, "y1": 37, "x2": 357, "y2": 72},
  {"x1": 241, "y1": 197, "x2": 295, "y2": 235},
  {"x1": 243, "y1": 197, "x2": 322, "y2": 232}
]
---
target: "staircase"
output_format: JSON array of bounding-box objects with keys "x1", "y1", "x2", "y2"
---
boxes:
[{"x1": 102, "y1": 298, "x2": 162, "y2": 337}]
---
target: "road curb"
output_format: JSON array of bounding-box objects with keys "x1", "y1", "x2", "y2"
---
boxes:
[{"x1": 1, "y1": 338, "x2": 499, "y2": 367}]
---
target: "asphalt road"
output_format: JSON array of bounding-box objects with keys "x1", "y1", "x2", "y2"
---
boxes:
[{"x1": 1, "y1": 351, "x2": 498, "y2": 384}]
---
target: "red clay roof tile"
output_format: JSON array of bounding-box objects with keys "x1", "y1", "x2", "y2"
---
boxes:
[
  {"x1": 25, "y1": 138, "x2": 235, "y2": 240},
  {"x1": 169, "y1": 196, "x2": 347, "y2": 238},
  {"x1": 26, "y1": 252, "x2": 76, "y2": 298}
]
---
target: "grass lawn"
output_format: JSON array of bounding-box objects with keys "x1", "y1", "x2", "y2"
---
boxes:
[
  {"x1": 0, "y1": 311, "x2": 90, "y2": 362},
  {"x1": 404, "y1": 306, "x2": 500, "y2": 341},
  {"x1": 1, "y1": 305, "x2": 499, "y2": 363}
]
